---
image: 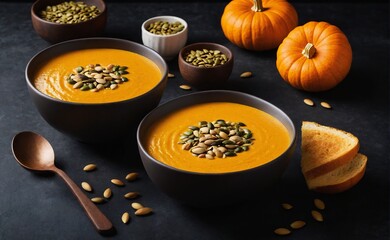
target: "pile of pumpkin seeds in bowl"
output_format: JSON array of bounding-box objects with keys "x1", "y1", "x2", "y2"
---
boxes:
[
  {"x1": 67, "y1": 63, "x2": 129, "y2": 92},
  {"x1": 40, "y1": 1, "x2": 101, "y2": 24},
  {"x1": 146, "y1": 21, "x2": 185, "y2": 35},
  {"x1": 184, "y1": 49, "x2": 228, "y2": 67},
  {"x1": 179, "y1": 119, "x2": 254, "y2": 160}
]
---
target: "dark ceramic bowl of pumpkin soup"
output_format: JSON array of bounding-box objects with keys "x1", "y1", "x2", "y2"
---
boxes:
[
  {"x1": 137, "y1": 90, "x2": 296, "y2": 207},
  {"x1": 26, "y1": 37, "x2": 168, "y2": 143}
]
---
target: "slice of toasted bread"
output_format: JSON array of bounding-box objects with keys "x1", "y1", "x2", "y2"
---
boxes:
[
  {"x1": 306, "y1": 153, "x2": 367, "y2": 193},
  {"x1": 301, "y1": 121, "x2": 360, "y2": 179}
]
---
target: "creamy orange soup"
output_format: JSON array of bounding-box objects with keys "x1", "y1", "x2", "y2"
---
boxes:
[
  {"x1": 34, "y1": 48, "x2": 162, "y2": 103},
  {"x1": 146, "y1": 102, "x2": 291, "y2": 173}
]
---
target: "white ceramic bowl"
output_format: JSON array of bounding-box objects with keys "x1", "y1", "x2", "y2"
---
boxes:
[{"x1": 141, "y1": 16, "x2": 188, "y2": 60}]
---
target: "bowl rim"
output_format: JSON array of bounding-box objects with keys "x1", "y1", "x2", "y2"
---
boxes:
[
  {"x1": 178, "y1": 42, "x2": 234, "y2": 69},
  {"x1": 137, "y1": 90, "x2": 296, "y2": 176},
  {"x1": 141, "y1": 15, "x2": 188, "y2": 38},
  {"x1": 31, "y1": 0, "x2": 107, "y2": 26},
  {"x1": 25, "y1": 37, "x2": 168, "y2": 106}
]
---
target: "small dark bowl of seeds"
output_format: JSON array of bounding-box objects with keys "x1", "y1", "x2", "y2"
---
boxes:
[
  {"x1": 31, "y1": 0, "x2": 107, "y2": 43},
  {"x1": 178, "y1": 42, "x2": 234, "y2": 89}
]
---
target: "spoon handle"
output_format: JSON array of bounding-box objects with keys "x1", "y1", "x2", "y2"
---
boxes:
[{"x1": 54, "y1": 167, "x2": 113, "y2": 233}]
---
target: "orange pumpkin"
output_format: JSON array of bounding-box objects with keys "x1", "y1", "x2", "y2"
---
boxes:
[
  {"x1": 221, "y1": 0, "x2": 298, "y2": 51},
  {"x1": 276, "y1": 21, "x2": 353, "y2": 92}
]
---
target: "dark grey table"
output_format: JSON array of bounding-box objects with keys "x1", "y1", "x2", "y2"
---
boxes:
[{"x1": 0, "y1": 1, "x2": 388, "y2": 239}]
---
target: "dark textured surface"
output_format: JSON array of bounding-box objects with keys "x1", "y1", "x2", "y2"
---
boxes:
[{"x1": 0, "y1": 1, "x2": 389, "y2": 239}]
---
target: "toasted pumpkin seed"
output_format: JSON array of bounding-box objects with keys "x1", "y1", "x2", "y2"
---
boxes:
[
  {"x1": 124, "y1": 192, "x2": 139, "y2": 199},
  {"x1": 274, "y1": 228, "x2": 291, "y2": 236},
  {"x1": 303, "y1": 98, "x2": 314, "y2": 106},
  {"x1": 179, "y1": 84, "x2": 192, "y2": 90},
  {"x1": 290, "y1": 220, "x2": 306, "y2": 229},
  {"x1": 135, "y1": 207, "x2": 153, "y2": 216},
  {"x1": 103, "y1": 188, "x2": 112, "y2": 199},
  {"x1": 168, "y1": 73, "x2": 175, "y2": 78},
  {"x1": 320, "y1": 101, "x2": 332, "y2": 109},
  {"x1": 311, "y1": 210, "x2": 324, "y2": 222},
  {"x1": 91, "y1": 197, "x2": 105, "y2": 203},
  {"x1": 131, "y1": 202, "x2": 144, "y2": 210},
  {"x1": 111, "y1": 179, "x2": 125, "y2": 186},
  {"x1": 314, "y1": 198, "x2": 325, "y2": 210},
  {"x1": 281, "y1": 203, "x2": 293, "y2": 210},
  {"x1": 121, "y1": 212, "x2": 130, "y2": 224},
  {"x1": 83, "y1": 163, "x2": 96, "y2": 172},
  {"x1": 125, "y1": 172, "x2": 139, "y2": 181},
  {"x1": 81, "y1": 182, "x2": 93, "y2": 192},
  {"x1": 240, "y1": 71, "x2": 252, "y2": 78}
]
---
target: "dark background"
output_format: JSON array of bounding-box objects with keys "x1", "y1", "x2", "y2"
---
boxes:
[{"x1": 0, "y1": 1, "x2": 389, "y2": 239}]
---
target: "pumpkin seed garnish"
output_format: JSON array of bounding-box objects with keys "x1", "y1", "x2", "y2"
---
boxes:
[
  {"x1": 281, "y1": 203, "x2": 293, "y2": 210},
  {"x1": 179, "y1": 119, "x2": 254, "y2": 158},
  {"x1": 274, "y1": 227, "x2": 291, "y2": 236},
  {"x1": 124, "y1": 192, "x2": 139, "y2": 199},
  {"x1": 125, "y1": 172, "x2": 139, "y2": 181},
  {"x1": 290, "y1": 220, "x2": 306, "y2": 229},
  {"x1": 103, "y1": 188, "x2": 112, "y2": 199},
  {"x1": 314, "y1": 198, "x2": 325, "y2": 210},
  {"x1": 179, "y1": 84, "x2": 192, "y2": 90},
  {"x1": 146, "y1": 21, "x2": 184, "y2": 35},
  {"x1": 111, "y1": 178, "x2": 125, "y2": 186},
  {"x1": 83, "y1": 163, "x2": 96, "y2": 172},
  {"x1": 303, "y1": 98, "x2": 315, "y2": 107},
  {"x1": 168, "y1": 73, "x2": 175, "y2": 78},
  {"x1": 67, "y1": 64, "x2": 129, "y2": 92},
  {"x1": 81, "y1": 181, "x2": 93, "y2": 192},
  {"x1": 121, "y1": 212, "x2": 130, "y2": 224},
  {"x1": 240, "y1": 71, "x2": 253, "y2": 78},
  {"x1": 135, "y1": 207, "x2": 153, "y2": 216},
  {"x1": 184, "y1": 49, "x2": 228, "y2": 67},
  {"x1": 311, "y1": 210, "x2": 324, "y2": 222},
  {"x1": 91, "y1": 197, "x2": 105, "y2": 204},
  {"x1": 320, "y1": 101, "x2": 332, "y2": 109},
  {"x1": 131, "y1": 202, "x2": 144, "y2": 210},
  {"x1": 40, "y1": 1, "x2": 101, "y2": 24}
]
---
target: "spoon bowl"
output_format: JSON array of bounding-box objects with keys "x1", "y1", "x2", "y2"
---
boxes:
[{"x1": 11, "y1": 131, "x2": 113, "y2": 234}]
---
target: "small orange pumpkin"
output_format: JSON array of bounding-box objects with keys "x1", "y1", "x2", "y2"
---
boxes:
[
  {"x1": 276, "y1": 21, "x2": 353, "y2": 92},
  {"x1": 221, "y1": 0, "x2": 298, "y2": 51}
]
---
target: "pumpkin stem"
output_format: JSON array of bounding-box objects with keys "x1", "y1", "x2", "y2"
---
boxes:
[
  {"x1": 251, "y1": 0, "x2": 264, "y2": 12},
  {"x1": 302, "y1": 43, "x2": 316, "y2": 59}
]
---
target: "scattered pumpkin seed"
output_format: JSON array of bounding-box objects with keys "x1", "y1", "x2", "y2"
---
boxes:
[
  {"x1": 103, "y1": 188, "x2": 112, "y2": 199},
  {"x1": 125, "y1": 172, "x2": 139, "y2": 181},
  {"x1": 274, "y1": 228, "x2": 291, "y2": 236},
  {"x1": 168, "y1": 73, "x2": 175, "y2": 78},
  {"x1": 179, "y1": 84, "x2": 192, "y2": 90},
  {"x1": 40, "y1": 1, "x2": 101, "y2": 24},
  {"x1": 91, "y1": 197, "x2": 105, "y2": 204},
  {"x1": 314, "y1": 198, "x2": 325, "y2": 210},
  {"x1": 303, "y1": 98, "x2": 315, "y2": 107},
  {"x1": 240, "y1": 71, "x2": 252, "y2": 78},
  {"x1": 281, "y1": 203, "x2": 293, "y2": 210},
  {"x1": 135, "y1": 207, "x2": 153, "y2": 216},
  {"x1": 290, "y1": 220, "x2": 306, "y2": 229},
  {"x1": 81, "y1": 181, "x2": 93, "y2": 192},
  {"x1": 146, "y1": 20, "x2": 184, "y2": 35},
  {"x1": 311, "y1": 210, "x2": 324, "y2": 222},
  {"x1": 121, "y1": 212, "x2": 130, "y2": 224},
  {"x1": 111, "y1": 178, "x2": 125, "y2": 186},
  {"x1": 131, "y1": 202, "x2": 144, "y2": 210},
  {"x1": 320, "y1": 101, "x2": 332, "y2": 109},
  {"x1": 83, "y1": 163, "x2": 96, "y2": 172},
  {"x1": 124, "y1": 192, "x2": 139, "y2": 199}
]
